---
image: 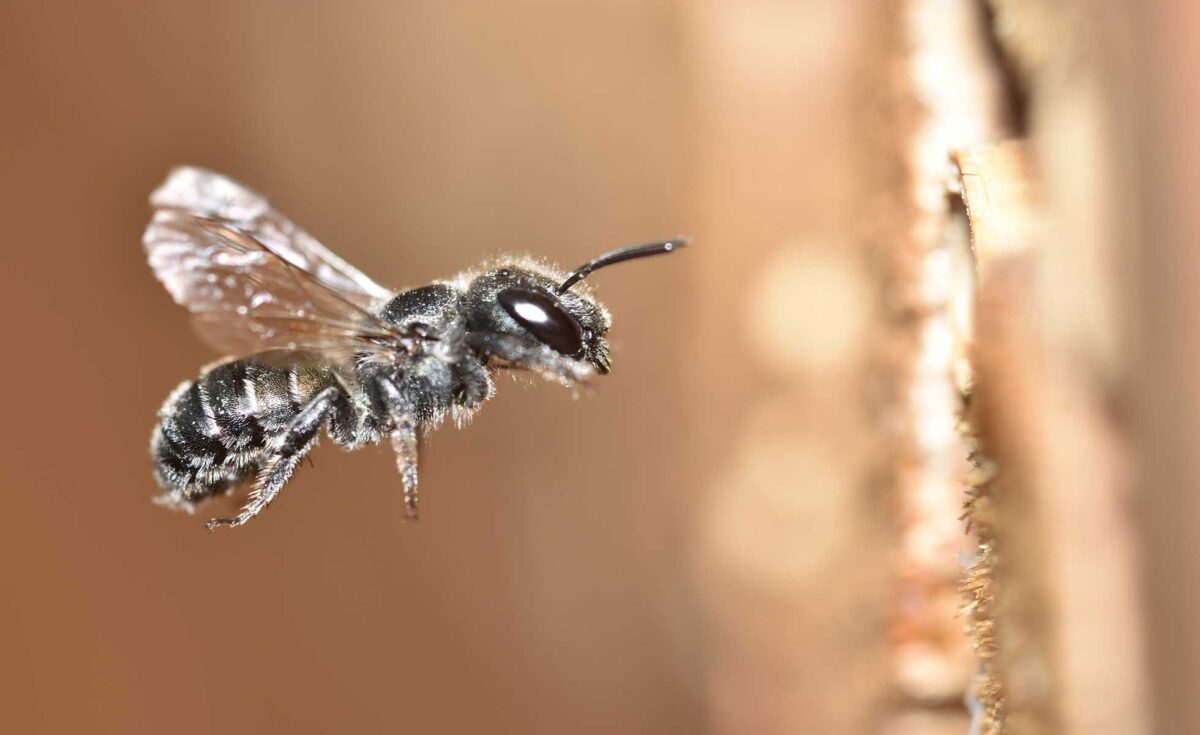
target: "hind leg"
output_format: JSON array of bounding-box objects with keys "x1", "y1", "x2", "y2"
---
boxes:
[
  {"x1": 206, "y1": 387, "x2": 340, "y2": 530},
  {"x1": 153, "y1": 476, "x2": 240, "y2": 515}
]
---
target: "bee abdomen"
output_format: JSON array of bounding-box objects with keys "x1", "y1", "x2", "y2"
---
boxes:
[
  {"x1": 200, "y1": 360, "x2": 268, "y2": 450},
  {"x1": 151, "y1": 356, "x2": 353, "y2": 503},
  {"x1": 152, "y1": 359, "x2": 278, "y2": 501}
]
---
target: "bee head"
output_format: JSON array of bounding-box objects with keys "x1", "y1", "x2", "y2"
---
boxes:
[
  {"x1": 464, "y1": 264, "x2": 613, "y2": 374},
  {"x1": 460, "y1": 239, "x2": 685, "y2": 377}
]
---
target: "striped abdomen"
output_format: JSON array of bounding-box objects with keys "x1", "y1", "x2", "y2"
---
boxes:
[{"x1": 151, "y1": 354, "x2": 354, "y2": 504}]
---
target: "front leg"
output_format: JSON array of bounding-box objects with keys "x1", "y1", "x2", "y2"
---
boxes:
[
  {"x1": 207, "y1": 387, "x2": 340, "y2": 530},
  {"x1": 466, "y1": 333, "x2": 594, "y2": 386},
  {"x1": 372, "y1": 375, "x2": 421, "y2": 520}
]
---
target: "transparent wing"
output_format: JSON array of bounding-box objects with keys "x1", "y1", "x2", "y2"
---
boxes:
[
  {"x1": 144, "y1": 169, "x2": 401, "y2": 358},
  {"x1": 150, "y1": 167, "x2": 393, "y2": 304}
]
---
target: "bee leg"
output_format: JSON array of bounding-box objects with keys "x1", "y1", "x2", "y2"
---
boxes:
[
  {"x1": 206, "y1": 387, "x2": 340, "y2": 530},
  {"x1": 372, "y1": 375, "x2": 421, "y2": 521},
  {"x1": 466, "y1": 333, "x2": 594, "y2": 385},
  {"x1": 391, "y1": 416, "x2": 420, "y2": 521}
]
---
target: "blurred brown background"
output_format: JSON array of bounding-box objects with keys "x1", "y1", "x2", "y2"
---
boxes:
[
  {"x1": 0, "y1": 2, "x2": 1191, "y2": 734},
  {"x1": 0, "y1": 3, "x2": 700, "y2": 733}
]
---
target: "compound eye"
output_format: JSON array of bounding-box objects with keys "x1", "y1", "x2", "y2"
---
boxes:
[{"x1": 498, "y1": 287, "x2": 584, "y2": 356}]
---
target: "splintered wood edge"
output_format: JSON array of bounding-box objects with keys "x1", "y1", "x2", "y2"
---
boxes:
[
  {"x1": 953, "y1": 138, "x2": 1051, "y2": 735},
  {"x1": 952, "y1": 141, "x2": 1043, "y2": 280},
  {"x1": 956, "y1": 136, "x2": 1153, "y2": 734}
]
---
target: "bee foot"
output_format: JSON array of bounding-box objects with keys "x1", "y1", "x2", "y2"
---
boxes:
[{"x1": 205, "y1": 516, "x2": 242, "y2": 531}]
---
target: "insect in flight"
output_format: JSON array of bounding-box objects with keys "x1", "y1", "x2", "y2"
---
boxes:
[{"x1": 145, "y1": 167, "x2": 685, "y2": 529}]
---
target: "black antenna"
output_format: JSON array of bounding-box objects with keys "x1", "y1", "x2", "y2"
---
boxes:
[{"x1": 558, "y1": 237, "x2": 688, "y2": 294}]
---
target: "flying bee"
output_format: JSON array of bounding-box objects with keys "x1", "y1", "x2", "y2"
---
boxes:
[{"x1": 144, "y1": 167, "x2": 685, "y2": 530}]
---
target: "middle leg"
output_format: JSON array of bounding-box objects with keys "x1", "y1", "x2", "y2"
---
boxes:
[{"x1": 373, "y1": 375, "x2": 421, "y2": 520}]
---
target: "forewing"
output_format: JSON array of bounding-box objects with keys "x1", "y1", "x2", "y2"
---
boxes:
[
  {"x1": 144, "y1": 170, "x2": 398, "y2": 358},
  {"x1": 150, "y1": 167, "x2": 393, "y2": 304}
]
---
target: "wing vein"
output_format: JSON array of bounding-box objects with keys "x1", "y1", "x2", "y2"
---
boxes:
[{"x1": 143, "y1": 168, "x2": 407, "y2": 361}]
